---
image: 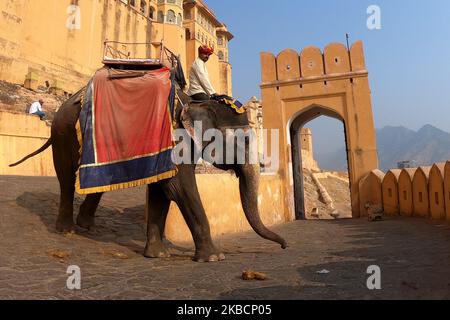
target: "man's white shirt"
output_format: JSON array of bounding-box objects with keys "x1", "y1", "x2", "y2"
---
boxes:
[
  {"x1": 29, "y1": 101, "x2": 42, "y2": 114},
  {"x1": 187, "y1": 58, "x2": 216, "y2": 96}
]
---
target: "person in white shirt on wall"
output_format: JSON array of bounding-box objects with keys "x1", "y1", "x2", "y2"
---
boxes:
[
  {"x1": 187, "y1": 45, "x2": 218, "y2": 101},
  {"x1": 29, "y1": 99, "x2": 46, "y2": 120}
]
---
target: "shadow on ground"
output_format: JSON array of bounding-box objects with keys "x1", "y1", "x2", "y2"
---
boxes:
[
  {"x1": 15, "y1": 191, "x2": 191, "y2": 254},
  {"x1": 218, "y1": 219, "x2": 450, "y2": 300},
  {"x1": 16, "y1": 191, "x2": 194, "y2": 258}
]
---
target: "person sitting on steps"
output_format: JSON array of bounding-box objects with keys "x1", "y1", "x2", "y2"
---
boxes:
[{"x1": 29, "y1": 99, "x2": 46, "y2": 120}]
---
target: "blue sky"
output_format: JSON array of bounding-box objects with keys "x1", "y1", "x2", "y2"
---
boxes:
[{"x1": 206, "y1": 0, "x2": 450, "y2": 154}]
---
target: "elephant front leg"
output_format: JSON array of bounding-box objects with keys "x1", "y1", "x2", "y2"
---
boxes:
[
  {"x1": 76, "y1": 193, "x2": 103, "y2": 230},
  {"x1": 177, "y1": 198, "x2": 226, "y2": 262},
  {"x1": 144, "y1": 184, "x2": 172, "y2": 258},
  {"x1": 171, "y1": 174, "x2": 225, "y2": 262}
]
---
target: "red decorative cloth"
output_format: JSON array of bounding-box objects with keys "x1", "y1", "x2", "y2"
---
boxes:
[{"x1": 76, "y1": 67, "x2": 176, "y2": 194}]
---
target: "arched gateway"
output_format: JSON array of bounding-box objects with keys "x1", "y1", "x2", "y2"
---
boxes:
[{"x1": 260, "y1": 41, "x2": 378, "y2": 219}]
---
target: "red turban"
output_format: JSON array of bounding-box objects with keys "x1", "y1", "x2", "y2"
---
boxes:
[{"x1": 198, "y1": 45, "x2": 214, "y2": 56}]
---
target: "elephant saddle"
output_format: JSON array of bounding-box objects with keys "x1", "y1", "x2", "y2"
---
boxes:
[{"x1": 75, "y1": 67, "x2": 177, "y2": 194}]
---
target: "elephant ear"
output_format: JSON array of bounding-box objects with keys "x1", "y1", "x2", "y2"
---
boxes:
[
  {"x1": 180, "y1": 101, "x2": 251, "y2": 149},
  {"x1": 206, "y1": 101, "x2": 250, "y2": 130},
  {"x1": 180, "y1": 103, "x2": 217, "y2": 150}
]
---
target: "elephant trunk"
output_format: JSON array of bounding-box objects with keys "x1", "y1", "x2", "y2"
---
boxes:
[{"x1": 237, "y1": 164, "x2": 288, "y2": 249}]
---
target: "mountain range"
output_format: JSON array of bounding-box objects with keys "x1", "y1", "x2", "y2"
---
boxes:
[{"x1": 315, "y1": 124, "x2": 450, "y2": 171}]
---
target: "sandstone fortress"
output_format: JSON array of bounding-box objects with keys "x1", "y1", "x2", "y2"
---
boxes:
[{"x1": 0, "y1": 0, "x2": 233, "y2": 96}]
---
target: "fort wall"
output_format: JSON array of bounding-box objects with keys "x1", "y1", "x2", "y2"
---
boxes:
[
  {"x1": 0, "y1": 111, "x2": 55, "y2": 176},
  {"x1": 360, "y1": 163, "x2": 450, "y2": 221},
  {"x1": 0, "y1": 0, "x2": 231, "y2": 96}
]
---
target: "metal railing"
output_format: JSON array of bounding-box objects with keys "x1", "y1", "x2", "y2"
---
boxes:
[{"x1": 102, "y1": 40, "x2": 164, "y2": 65}]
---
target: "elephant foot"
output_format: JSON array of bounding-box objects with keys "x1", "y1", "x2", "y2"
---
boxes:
[
  {"x1": 194, "y1": 247, "x2": 226, "y2": 263},
  {"x1": 76, "y1": 214, "x2": 95, "y2": 230},
  {"x1": 143, "y1": 243, "x2": 171, "y2": 259},
  {"x1": 55, "y1": 218, "x2": 75, "y2": 233}
]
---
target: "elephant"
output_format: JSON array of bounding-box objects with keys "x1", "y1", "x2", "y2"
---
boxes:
[{"x1": 10, "y1": 82, "x2": 287, "y2": 263}]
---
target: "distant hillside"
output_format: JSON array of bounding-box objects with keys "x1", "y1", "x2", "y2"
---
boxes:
[
  {"x1": 315, "y1": 124, "x2": 450, "y2": 171},
  {"x1": 315, "y1": 148, "x2": 348, "y2": 171},
  {"x1": 376, "y1": 124, "x2": 450, "y2": 170}
]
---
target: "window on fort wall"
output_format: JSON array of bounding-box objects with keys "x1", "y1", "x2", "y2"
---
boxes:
[
  {"x1": 168, "y1": 0, "x2": 175, "y2": 3},
  {"x1": 167, "y1": 10, "x2": 176, "y2": 24},
  {"x1": 149, "y1": 7, "x2": 155, "y2": 20},
  {"x1": 177, "y1": 13, "x2": 182, "y2": 26},
  {"x1": 218, "y1": 51, "x2": 224, "y2": 61},
  {"x1": 140, "y1": 0, "x2": 147, "y2": 15},
  {"x1": 186, "y1": 29, "x2": 191, "y2": 40},
  {"x1": 184, "y1": 9, "x2": 191, "y2": 20},
  {"x1": 218, "y1": 36, "x2": 223, "y2": 46},
  {"x1": 158, "y1": 11, "x2": 164, "y2": 23},
  {"x1": 130, "y1": 0, "x2": 136, "y2": 7}
]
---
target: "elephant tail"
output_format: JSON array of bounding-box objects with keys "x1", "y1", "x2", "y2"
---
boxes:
[{"x1": 9, "y1": 138, "x2": 53, "y2": 167}]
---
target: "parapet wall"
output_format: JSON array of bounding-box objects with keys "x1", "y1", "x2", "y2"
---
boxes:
[
  {"x1": 0, "y1": 111, "x2": 55, "y2": 176},
  {"x1": 359, "y1": 163, "x2": 450, "y2": 221},
  {"x1": 165, "y1": 173, "x2": 285, "y2": 243}
]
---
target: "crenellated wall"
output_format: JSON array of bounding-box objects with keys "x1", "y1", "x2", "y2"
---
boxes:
[
  {"x1": 359, "y1": 163, "x2": 450, "y2": 221},
  {"x1": 382, "y1": 169, "x2": 401, "y2": 215},
  {"x1": 358, "y1": 169, "x2": 384, "y2": 215}
]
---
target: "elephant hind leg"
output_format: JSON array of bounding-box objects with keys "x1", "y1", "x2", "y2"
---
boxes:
[
  {"x1": 144, "y1": 183, "x2": 172, "y2": 258},
  {"x1": 77, "y1": 193, "x2": 103, "y2": 230},
  {"x1": 53, "y1": 130, "x2": 78, "y2": 233},
  {"x1": 55, "y1": 181, "x2": 76, "y2": 233}
]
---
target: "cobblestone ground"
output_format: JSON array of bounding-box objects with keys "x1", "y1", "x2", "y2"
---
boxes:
[{"x1": 0, "y1": 176, "x2": 449, "y2": 300}]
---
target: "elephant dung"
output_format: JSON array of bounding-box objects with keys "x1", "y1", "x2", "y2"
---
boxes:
[
  {"x1": 242, "y1": 271, "x2": 267, "y2": 281},
  {"x1": 47, "y1": 249, "x2": 70, "y2": 260}
]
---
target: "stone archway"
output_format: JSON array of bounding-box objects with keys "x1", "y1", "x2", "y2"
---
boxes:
[
  {"x1": 260, "y1": 41, "x2": 378, "y2": 219},
  {"x1": 289, "y1": 104, "x2": 349, "y2": 219}
]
